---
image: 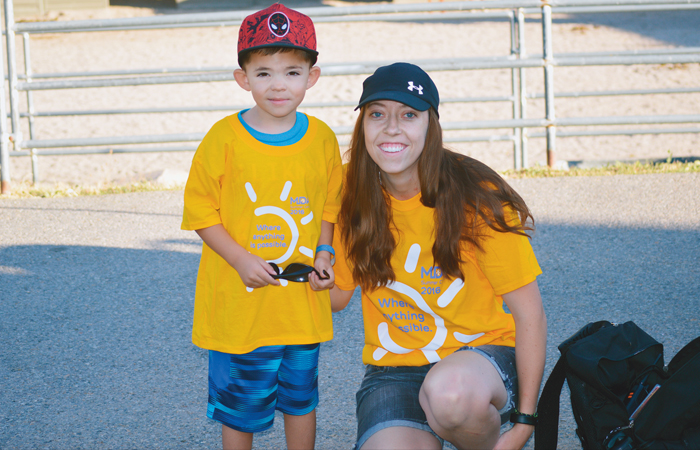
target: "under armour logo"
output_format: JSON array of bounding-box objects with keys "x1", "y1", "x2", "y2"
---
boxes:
[{"x1": 407, "y1": 81, "x2": 423, "y2": 95}]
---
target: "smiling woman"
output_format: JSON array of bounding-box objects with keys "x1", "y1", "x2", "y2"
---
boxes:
[
  {"x1": 362, "y1": 100, "x2": 428, "y2": 200},
  {"x1": 329, "y1": 63, "x2": 548, "y2": 450},
  {"x1": 358, "y1": 65, "x2": 434, "y2": 200}
]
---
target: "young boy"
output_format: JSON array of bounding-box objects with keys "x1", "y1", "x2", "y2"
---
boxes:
[{"x1": 181, "y1": 4, "x2": 342, "y2": 449}]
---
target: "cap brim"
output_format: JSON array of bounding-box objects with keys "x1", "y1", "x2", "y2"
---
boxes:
[
  {"x1": 355, "y1": 91, "x2": 431, "y2": 112},
  {"x1": 239, "y1": 43, "x2": 319, "y2": 56}
]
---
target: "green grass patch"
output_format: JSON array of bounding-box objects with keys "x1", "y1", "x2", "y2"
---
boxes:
[
  {"x1": 1, "y1": 180, "x2": 184, "y2": 199},
  {"x1": 501, "y1": 159, "x2": 700, "y2": 179}
]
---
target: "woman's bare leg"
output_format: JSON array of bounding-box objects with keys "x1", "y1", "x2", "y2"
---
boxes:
[
  {"x1": 420, "y1": 351, "x2": 507, "y2": 450},
  {"x1": 360, "y1": 426, "x2": 441, "y2": 450}
]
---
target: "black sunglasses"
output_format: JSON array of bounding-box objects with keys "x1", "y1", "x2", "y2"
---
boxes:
[{"x1": 269, "y1": 262, "x2": 330, "y2": 283}]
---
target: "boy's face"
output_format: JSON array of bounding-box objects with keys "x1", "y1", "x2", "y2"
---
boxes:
[{"x1": 234, "y1": 51, "x2": 320, "y2": 127}]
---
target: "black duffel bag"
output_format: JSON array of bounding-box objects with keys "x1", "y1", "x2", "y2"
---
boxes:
[{"x1": 535, "y1": 321, "x2": 700, "y2": 450}]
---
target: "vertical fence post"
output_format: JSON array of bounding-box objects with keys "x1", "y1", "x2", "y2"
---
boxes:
[
  {"x1": 509, "y1": 11, "x2": 523, "y2": 170},
  {"x1": 0, "y1": 0, "x2": 11, "y2": 193},
  {"x1": 541, "y1": 1, "x2": 556, "y2": 167},
  {"x1": 4, "y1": 0, "x2": 22, "y2": 148},
  {"x1": 0, "y1": 63, "x2": 9, "y2": 194},
  {"x1": 23, "y1": 32, "x2": 39, "y2": 184},
  {"x1": 509, "y1": 10, "x2": 522, "y2": 170},
  {"x1": 517, "y1": 7, "x2": 528, "y2": 168}
]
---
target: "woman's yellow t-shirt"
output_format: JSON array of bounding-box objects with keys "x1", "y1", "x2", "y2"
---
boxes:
[
  {"x1": 182, "y1": 113, "x2": 342, "y2": 354},
  {"x1": 333, "y1": 193, "x2": 541, "y2": 366}
]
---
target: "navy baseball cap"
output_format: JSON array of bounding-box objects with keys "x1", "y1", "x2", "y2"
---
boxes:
[{"x1": 356, "y1": 62, "x2": 439, "y2": 116}]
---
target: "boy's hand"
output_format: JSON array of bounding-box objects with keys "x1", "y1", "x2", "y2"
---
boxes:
[
  {"x1": 232, "y1": 252, "x2": 281, "y2": 289},
  {"x1": 309, "y1": 254, "x2": 334, "y2": 291}
]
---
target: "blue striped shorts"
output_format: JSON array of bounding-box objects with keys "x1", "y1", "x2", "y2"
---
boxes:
[{"x1": 207, "y1": 343, "x2": 320, "y2": 433}]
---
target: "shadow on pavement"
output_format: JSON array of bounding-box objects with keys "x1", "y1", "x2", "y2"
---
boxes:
[
  {"x1": 0, "y1": 242, "x2": 363, "y2": 448},
  {"x1": 1, "y1": 220, "x2": 698, "y2": 448}
]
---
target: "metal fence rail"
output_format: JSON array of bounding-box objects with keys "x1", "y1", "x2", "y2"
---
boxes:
[{"x1": 1, "y1": 0, "x2": 700, "y2": 193}]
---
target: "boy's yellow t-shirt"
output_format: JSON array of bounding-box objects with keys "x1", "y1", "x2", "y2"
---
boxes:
[
  {"x1": 333, "y1": 193, "x2": 541, "y2": 366},
  {"x1": 182, "y1": 113, "x2": 342, "y2": 354}
]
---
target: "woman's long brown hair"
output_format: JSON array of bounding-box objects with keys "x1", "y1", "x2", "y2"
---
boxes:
[{"x1": 339, "y1": 106, "x2": 534, "y2": 292}]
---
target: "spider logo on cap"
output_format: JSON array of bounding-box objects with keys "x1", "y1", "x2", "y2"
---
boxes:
[{"x1": 268, "y1": 12, "x2": 290, "y2": 38}]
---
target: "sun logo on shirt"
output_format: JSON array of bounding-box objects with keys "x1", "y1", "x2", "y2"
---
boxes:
[
  {"x1": 244, "y1": 180, "x2": 314, "y2": 290},
  {"x1": 372, "y1": 243, "x2": 484, "y2": 364}
]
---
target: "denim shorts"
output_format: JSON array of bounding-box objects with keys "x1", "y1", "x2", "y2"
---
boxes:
[{"x1": 354, "y1": 345, "x2": 518, "y2": 450}]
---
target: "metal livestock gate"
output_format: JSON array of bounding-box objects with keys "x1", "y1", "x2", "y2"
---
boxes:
[{"x1": 1, "y1": 0, "x2": 700, "y2": 193}]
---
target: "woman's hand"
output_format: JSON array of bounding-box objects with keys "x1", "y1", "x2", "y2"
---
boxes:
[
  {"x1": 494, "y1": 423, "x2": 534, "y2": 450},
  {"x1": 329, "y1": 285, "x2": 353, "y2": 312}
]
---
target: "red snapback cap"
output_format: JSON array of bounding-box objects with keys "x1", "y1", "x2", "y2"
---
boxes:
[{"x1": 238, "y1": 3, "x2": 318, "y2": 58}]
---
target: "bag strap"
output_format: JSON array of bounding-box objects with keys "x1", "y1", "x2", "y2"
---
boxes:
[
  {"x1": 534, "y1": 321, "x2": 612, "y2": 450},
  {"x1": 534, "y1": 355, "x2": 568, "y2": 450}
]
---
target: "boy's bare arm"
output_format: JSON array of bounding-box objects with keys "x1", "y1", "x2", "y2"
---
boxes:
[
  {"x1": 196, "y1": 224, "x2": 280, "y2": 288},
  {"x1": 309, "y1": 220, "x2": 335, "y2": 291}
]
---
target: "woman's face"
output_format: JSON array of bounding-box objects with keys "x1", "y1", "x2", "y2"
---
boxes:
[{"x1": 363, "y1": 100, "x2": 429, "y2": 189}]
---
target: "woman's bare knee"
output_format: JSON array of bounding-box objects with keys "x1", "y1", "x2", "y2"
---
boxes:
[
  {"x1": 421, "y1": 377, "x2": 491, "y2": 431},
  {"x1": 420, "y1": 352, "x2": 506, "y2": 433},
  {"x1": 360, "y1": 426, "x2": 441, "y2": 450}
]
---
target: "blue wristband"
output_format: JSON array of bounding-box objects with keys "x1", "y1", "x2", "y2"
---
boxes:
[{"x1": 315, "y1": 245, "x2": 335, "y2": 256}]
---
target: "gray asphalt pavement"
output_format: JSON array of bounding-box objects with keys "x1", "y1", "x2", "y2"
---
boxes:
[{"x1": 1, "y1": 173, "x2": 699, "y2": 449}]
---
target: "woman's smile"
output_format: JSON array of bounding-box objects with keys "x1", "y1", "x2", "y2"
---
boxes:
[{"x1": 379, "y1": 143, "x2": 407, "y2": 153}]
